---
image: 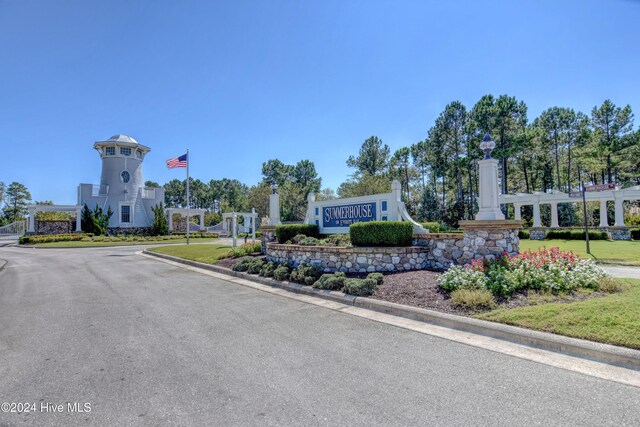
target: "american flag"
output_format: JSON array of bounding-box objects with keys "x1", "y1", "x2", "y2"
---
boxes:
[{"x1": 166, "y1": 153, "x2": 188, "y2": 168}]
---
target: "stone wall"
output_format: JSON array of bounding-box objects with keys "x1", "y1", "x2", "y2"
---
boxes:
[
  {"x1": 265, "y1": 220, "x2": 521, "y2": 272},
  {"x1": 35, "y1": 221, "x2": 74, "y2": 234},
  {"x1": 266, "y1": 244, "x2": 429, "y2": 273}
]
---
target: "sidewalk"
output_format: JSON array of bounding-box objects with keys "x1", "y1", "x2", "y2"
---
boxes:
[{"x1": 601, "y1": 265, "x2": 640, "y2": 279}]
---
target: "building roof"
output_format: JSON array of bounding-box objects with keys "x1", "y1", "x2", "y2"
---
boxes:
[
  {"x1": 94, "y1": 134, "x2": 151, "y2": 154},
  {"x1": 106, "y1": 134, "x2": 139, "y2": 144}
]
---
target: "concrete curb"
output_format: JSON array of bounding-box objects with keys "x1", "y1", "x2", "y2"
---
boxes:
[
  {"x1": 0, "y1": 259, "x2": 7, "y2": 274},
  {"x1": 143, "y1": 250, "x2": 640, "y2": 371}
]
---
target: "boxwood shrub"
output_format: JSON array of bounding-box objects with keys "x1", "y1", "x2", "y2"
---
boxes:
[
  {"x1": 420, "y1": 222, "x2": 440, "y2": 233},
  {"x1": 275, "y1": 224, "x2": 319, "y2": 243},
  {"x1": 518, "y1": 230, "x2": 530, "y2": 239},
  {"x1": 545, "y1": 230, "x2": 609, "y2": 240},
  {"x1": 350, "y1": 221, "x2": 413, "y2": 247}
]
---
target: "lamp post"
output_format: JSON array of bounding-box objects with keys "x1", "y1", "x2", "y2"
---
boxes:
[{"x1": 479, "y1": 132, "x2": 496, "y2": 159}]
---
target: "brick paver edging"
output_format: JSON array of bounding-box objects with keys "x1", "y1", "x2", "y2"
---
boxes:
[{"x1": 143, "y1": 250, "x2": 640, "y2": 371}]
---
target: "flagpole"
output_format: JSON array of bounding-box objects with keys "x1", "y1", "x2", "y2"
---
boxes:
[{"x1": 186, "y1": 149, "x2": 190, "y2": 245}]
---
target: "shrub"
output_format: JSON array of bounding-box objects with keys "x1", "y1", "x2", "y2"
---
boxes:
[
  {"x1": 343, "y1": 276, "x2": 378, "y2": 296},
  {"x1": 276, "y1": 224, "x2": 319, "y2": 243},
  {"x1": 597, "y1": 276, "x2": 623, "y2": 293},
  {"x1": 229, "y1": 247, "x2": 247, "y2": 258},
  {"x1": 259, "y1": 262, "x2": 278, "y2": 277},
  {"x1": 367, "y1": 272, "x2": 384, "y2": 286},
  {"x1": 273, "y1": 265, "x2": 291, "y2": 281},
  {"x1": 232, "y1": 258, "x2": 253, "y2": 272},
  {"x1": 630, "y1": 228, "x2": 640, "y2": 240},
  {"x1": 518, "y1": 230, "x2": 530, "y2": 239},
  {"x1": 241, "y1": 241, "x2": 262, "y2": 254},
  {"x1": 312, "y1": 272, "x2": 346, "y2": 290},
  {"x1": 291, "y1": 234, "x2": 307, "y2": 244},
  {"x1": 290, "y1": 263, "x2": 322, "y2": 286},
  {"x1": 19, "y1": 233, "x2": 89, "y2": 245},
  {"x1": 247, "y1": 259, "x2": 265, "y2": 274},
  {"x1": 421, "y1": 222, "x2": 440, "y2": 233},
  {"x1": 298, "y1": 237, "x2": 320, "y2": 246},
  {"x1": 350, "y1": 221, "x2": 413, "y2": 247},
  {"x1": 320, "y1": 234, "x2": 350, "y2": 247},
  {"x1": 545, "y1": 230, "x2": 608, "y2": 240},
  {"x1": 450, "y1": 288, "x2": 496, "y2": 310},
  {"x1": 150, "y1": 202, "x2": 169, "y2": 236}
]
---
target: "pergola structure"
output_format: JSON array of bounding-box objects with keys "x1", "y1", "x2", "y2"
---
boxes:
[
  {"x1": 166, "y1": 208, "x2": 206, "y2": 232},
  {"x1": 499, "y1": 186, "x2": 640, "y2": 228},
  {"x1": 222, "y1": 209, "x2": 258, "y2": 239},
  {"x1": 27, "y1": 204, "x2": 82, "y2": 233}
]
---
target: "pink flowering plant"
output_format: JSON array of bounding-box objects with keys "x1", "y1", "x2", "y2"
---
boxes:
[{"x1": 438, "y1": 247, "x2": 610, "y2": 298}]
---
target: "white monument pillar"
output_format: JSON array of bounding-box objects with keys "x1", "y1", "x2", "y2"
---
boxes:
[
  {"x1": 614, "y1": 196, "x2": 625, "y2": 227},
  {"x1": 268, "y1": 186, "x2": 281, "y2": 226},
  {"x1": 533, "y1": 201, "x2": 542, "y2": 227},
  {"x1": 251, "y1": 208, "x2": 256, "y2": 241},
  {"x1": 28, "y1": 206, "x2": 36, "y2": 232},
  {"x1": 232, "y1": 213, "x2": 237, "y2": 247},
  {"x1": 76, "y1": 206, "x2": 82, "y2": 232},
  {"x1": 168, "y1": 210, "x2": 173, "y2": 232},
  {"x1": 514, "y1": 204, "x2": 522, "y2": 221},
  {"x1": 550, "y1": 202, "x2": 559, "y2": 228},
  {"x1": 475, "y1": 134, "x2": 505, "y2": 221},
  {"x1": 599, "y1": 199, "x2": 608, "y2": 227}
]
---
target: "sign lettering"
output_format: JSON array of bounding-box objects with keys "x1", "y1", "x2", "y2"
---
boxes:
[{"x1": 322, "y1": 202, "x2": 377, "y2": 228}]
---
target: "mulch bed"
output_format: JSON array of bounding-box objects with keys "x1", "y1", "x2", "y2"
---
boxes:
[{"x1": 220, "y1": 257, "x2": 609, "y2": 316}]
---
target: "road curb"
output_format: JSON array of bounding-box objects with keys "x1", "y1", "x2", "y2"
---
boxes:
[
  {"x1": 0, "y1": 259, "x2": 7, "y2": 273},
  {"x1": 143, "y1": 250, "x2": 640, "y2": 371}
]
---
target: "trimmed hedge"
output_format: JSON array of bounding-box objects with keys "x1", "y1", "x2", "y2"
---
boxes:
[
  {"x1": 631, "y1": 228, "x2": 640, "y2": 240},
  {"x1": 421, "y1": 222, "x2": 440, "y2": 233},
  {"x1": 275, "y1": 224, "x2": 319, "y2": 243},
  {"x1": 350, "y1": 221, "x2": 413, "y2": 247},
  {"x1": 19, "y1": 233, "x2": 89, "y2": 244},
  {"x1": 545, "y1": 230, "x2": 609, "y2": 240},
  {"x1": 518, "y1": 230, "x2": 530, "y2": 239}
]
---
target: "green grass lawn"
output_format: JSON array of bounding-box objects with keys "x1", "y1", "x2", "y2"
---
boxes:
[
  {"x1": 476, "y1": 279, "x2": 640, "y2": 349},
  {"x1": 34, "y1": 238, "x2": 221, "y2": 248},
  {"x1": 520, "y1": 239, "x2": 640, "y2": 266},
  {"x1": 147, "y1": 244, "x2": 233, "y2": 264}
]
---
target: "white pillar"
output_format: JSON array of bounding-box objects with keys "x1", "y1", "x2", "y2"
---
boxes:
[
  {"x1": 28, "y1": 207, "x2": 36, "y2": 232},
  {"x1": 251, "y1": 208, "x2": 256, "y2": 241},
  {"x1": 269, "y1": 192, "x2": 281, "y2": 226},
  {"x1": 76, "y1": 207, "x2": 82, "y2": 232},
  {"x1": 599, "y1": 199, "x2": 608, "y2": 227},
  {"x1": 614, "y1": 197, "x2": 625, "y2": 227},
  {"x1": 232, "y1": 213, "x2": 237, "y2": 247},
  {"x1": 550, "y1": 202, "x2": 559, "y2": 228},
  {"x1": 475, "y1": 158, "x2": 505, "y2": 220},
  {"x1": 514, "y1": 204, "x2": 522, "y2": 221},
  {"x1": 168, "y1": 209, "x2": 173, "y2": 232},
  {"x1": 200, "y1": 212, "x2": 204, "y2": 231},
  {"x1": 533, "y1": 202, "x2": 541, "y2": 227}
]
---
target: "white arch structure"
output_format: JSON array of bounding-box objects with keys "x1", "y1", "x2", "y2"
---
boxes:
[{"x1": 499, "y1": 186, "x2": 640, "y2": 228}]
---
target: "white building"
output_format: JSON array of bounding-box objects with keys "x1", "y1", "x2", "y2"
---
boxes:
[{"x1": 77, "y1": 134, "x2": 165, "y2": 229}]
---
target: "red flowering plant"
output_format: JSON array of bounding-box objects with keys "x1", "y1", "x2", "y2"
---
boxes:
[{"x1": 439, "y1": 247, "x2": 609, "y2": 297}]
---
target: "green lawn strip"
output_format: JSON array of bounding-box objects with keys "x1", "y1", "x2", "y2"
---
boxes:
[
  {"x1": 147, "y1": 244, "x2": 233, "y2": 264},
  {"x1": 475, "y1": 279, "x2": 640, "y2": 349},
  {"x1": 34, "y1": 238, "x2": 221, "y2": 248},
  {"x1": 520, "y1": 239, "x2": 640, "y2": 265}
]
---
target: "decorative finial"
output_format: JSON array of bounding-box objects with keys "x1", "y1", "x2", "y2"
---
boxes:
[{"x1": 479, "y1": 133, "x2": 496, "y2": 159}]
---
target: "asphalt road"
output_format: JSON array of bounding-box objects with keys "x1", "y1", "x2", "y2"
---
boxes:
[{"x1": 0, "y1": 245, "x2": 639, "y2": 426}]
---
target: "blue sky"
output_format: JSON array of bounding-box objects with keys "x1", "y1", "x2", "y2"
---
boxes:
[{"x1": 1, "y1": 0, "x2": 639, "y2": 205}]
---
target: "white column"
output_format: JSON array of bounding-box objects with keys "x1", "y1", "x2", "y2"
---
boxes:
[
  {"x1": 168, "y1": 209, "x2": 173, "y2": 232},
  {"x1": 269, "y1": 193, "x2": 281, "y2": 226},
  {"x1": 550, "y1": 202, "x2": 559, "y2": 228},
  {"x1": 251, "y1": 208, "x2": 256, "y2": 241},
  {"x1": 76, "y1": 207, "x2": 82, "y2": 232},
  {"x1": 232, "y1": 213, "x2": 237, "y2": 247},
  {"x1": 614, "y1": 197, "x2": 625, "y2": 227},
  {"x1": 200, "y1": 212, "x2": 204, "y2": 230},
  {"x1": 533, "y1": 201, "x2": 541, "y2": 227},
  {"x1": 599, "y1": 199, "x2": 608, "y2": 227},
  {"x1": 28, "y1": 206, "x2": 36, "y2": 232},
  {"x1": 475, "y1": 158, "x2": 505, "y2": 220},
  {"x1": 514, "y1": 204, "x2": 522, "y2": 221}
]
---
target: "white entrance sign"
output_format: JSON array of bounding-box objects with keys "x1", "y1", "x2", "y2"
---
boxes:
[{"x1": 304, "y1": 180, "x2": 427, "y2": 234}]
